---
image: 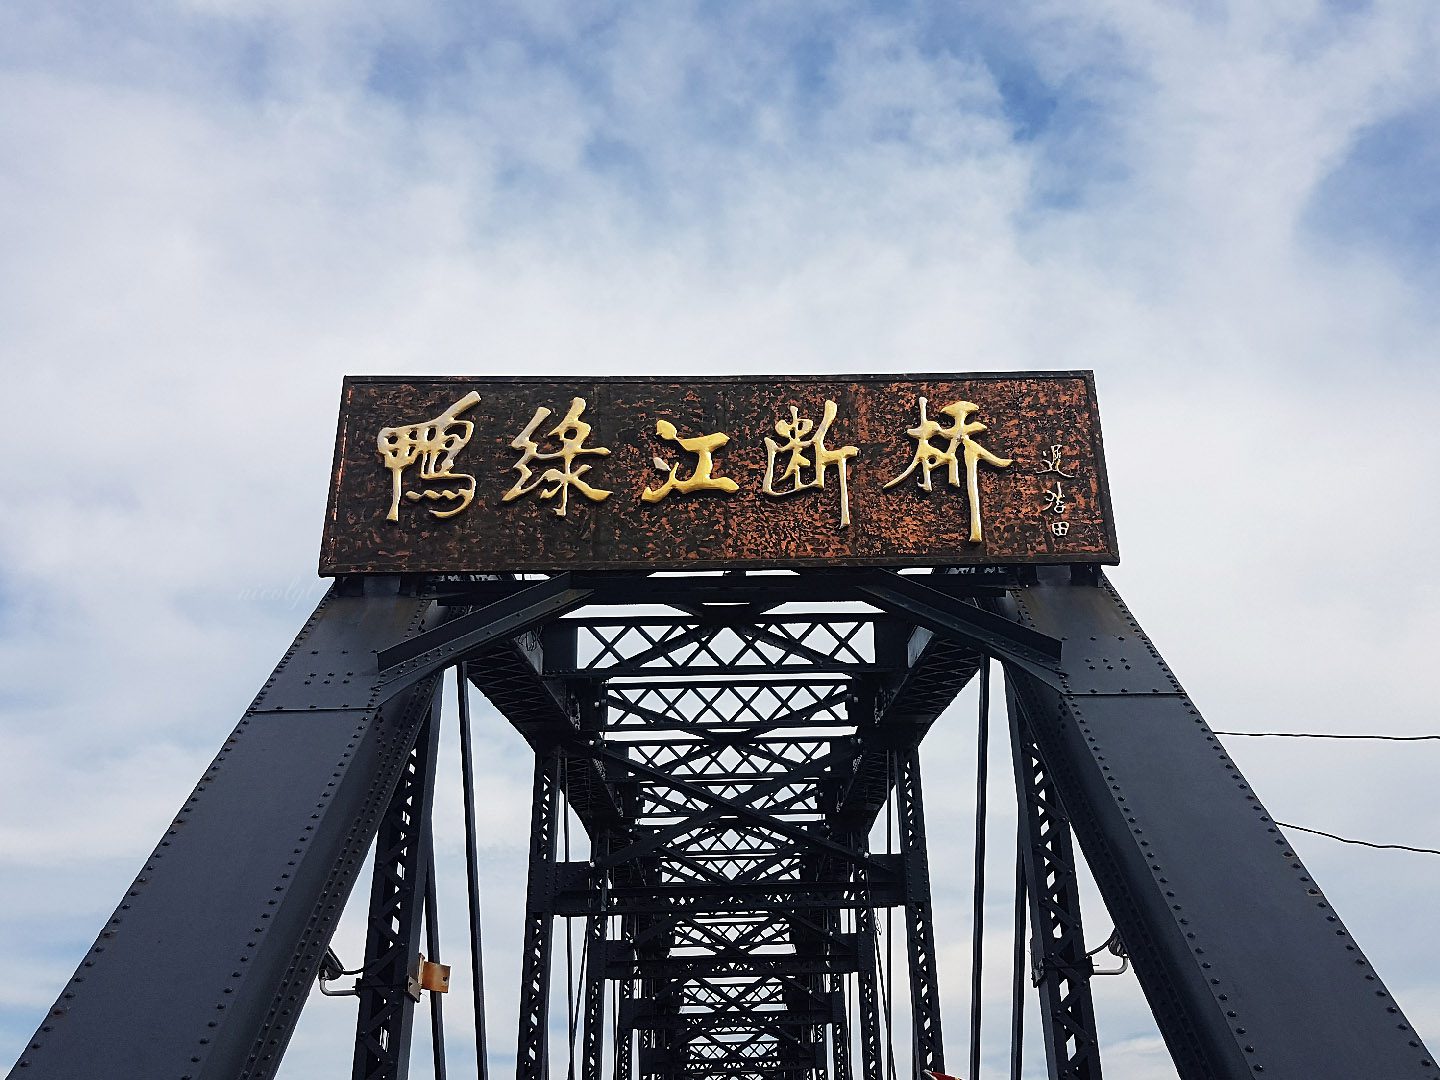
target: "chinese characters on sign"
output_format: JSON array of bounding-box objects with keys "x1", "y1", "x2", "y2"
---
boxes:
[
  {"x1": 377, "y1": 390, "x2": 482, "y2": 521},
  {"x1": 1035, "y1": 443, "x2": 1073, "y2": 478},
  {"x1": 325, "y1": 374, "x2": 1117, "y2": 573},
  {"x1": 1041, "y1": 482, "x2": 1067, "y2": 515},
  {"x1": 762, "y1": 401, "x2": 859, "y2": 526},
  {"x1": 1034, "y1": 440, "x2": 1078, "y2": 537},
  {"x1": 376, "y1": 392, "x2": 1021, "y2": 535},
  {"x1": 643, "y1": 419, "x2": 739, "y2": 502},
  {"x1": 502, "y1": 397, "x2": 613, "y2": 517},
  {"x1": 883, "y1": 397, "x2": 1012, "y2": 543}
]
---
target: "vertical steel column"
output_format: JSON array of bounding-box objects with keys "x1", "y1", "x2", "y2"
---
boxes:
[
  {"x1": 829, "y1": 908, "x2": 854, "y2": 1080},
  {"x1": 634, "y1": 925, "x2": 660, "y2": 1080},
  {"x1": 581, "y1": 908, "x2": 610, "y2": 1080},
  {"x1": 516, "y1": 751, "x2": 562, "y2": 1080},
  {"x1": 456, "y1": 663, "x2": 491, "y2": 1080},
  {"x1": 811, "y1": 987, "x2": 830, "y2": 1080},
  {"x1": 1007, "y1": 682, "x2": 1103, "y2": 1080},
  {"x1": 853, "y1": 904, "x2": 884, "y2": 1080},
  {"x1": 425, "y1": 836, "x2": 449, "y2": 1080},
  {"x1": 784, "y1": 887, "x2": 830, "y2": 1080},
  {"x1": 613, "y1": 969, "x2": 634, "y2": 1080},
  {"x1": 787, "y1": 962, "x2": 828, "y2": 1080},
  {"x1": 1009, "y1": 829, "x2": 1027, "y2": 1080},
  {"x1": 968, "y1": 659, "x2": 992, "y2": 1080},
  {"x1": 633, "y1": 909, "x2": 678, "y2": 1078},
  {"x1": 351, "y1": 700, "x2": 445, "y2": 1080},
  {"x1": 895, "y1": 746, "x2": 946, "y2": 1074},
  {"x1": 830, "y1": 982, "x2": 853, "y2": 1080}
]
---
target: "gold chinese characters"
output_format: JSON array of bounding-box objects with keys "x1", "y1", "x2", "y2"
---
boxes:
[
  {"x1": 377, "y1": 391, "x2": 482, "y2": 521},
  {"x1": 884, "y1": 397, "x2": 1012, "y2": 543},
  {"x1": 376, "y1": 391, "x2": 1038, "y2": 543},
  {"x1": 503, "y1": 397, "x2": 613, "y2": 517},
  {"x1": 643, "y1": 420, "x2": 739, "y2": 502},
  {"x1": 762, "y1": 401, "x2": 859, "y2": 527}
]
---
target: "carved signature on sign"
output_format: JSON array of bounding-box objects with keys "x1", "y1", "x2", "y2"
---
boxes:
[
  {"x1": 377, "y1": 391, "x2": 1051, "y2": 539},
  {"x1": 1034, "y1": 441, "x2": 1079, "y2": 540},
  {"x1": 1041, "y1": 481, "x2": 1068, "y2": 516},
  {"x1": 1034, "y1": 443, "x2": 1074, "y2": 478}
]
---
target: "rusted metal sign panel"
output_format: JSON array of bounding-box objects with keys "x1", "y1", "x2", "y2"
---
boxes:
[{"x1": 320, "y1": 373, "x2": 1118, "y2": 574}]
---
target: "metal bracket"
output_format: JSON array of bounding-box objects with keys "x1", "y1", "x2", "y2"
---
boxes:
[
  {"x1": 1085, "y1": 928, "x2": 1130, "y2": 977},
  {"x1": 407, "y1": 955, "x2": 451, "y2": 1001}
]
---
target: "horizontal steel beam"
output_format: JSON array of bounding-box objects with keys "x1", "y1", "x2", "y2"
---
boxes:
[
  {"x1": 588, "y1": 744, "x2": 887, "y2": 874},
  {"x1": 629, "y1": 1009, "x2": 838, "y2": 1032},
  {"x1": 425, "y1": 569, "x2": 1013, "y2": 608},
  {"x1": 607, "y1": 956, "x2": 857, "y2": 979}
]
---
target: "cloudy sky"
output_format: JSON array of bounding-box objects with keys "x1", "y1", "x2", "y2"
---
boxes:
[{"x1": 2, "y1": 1, "x2": 1439, "y2": 1076}]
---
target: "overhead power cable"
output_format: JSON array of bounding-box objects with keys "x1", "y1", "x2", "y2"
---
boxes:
[
  {"x1": 1276, "y1": 820, "x2": 1440, "y2": 857},
  {"x1": 1214, "y1": 731, "x2": 1438, "y2": 741}
]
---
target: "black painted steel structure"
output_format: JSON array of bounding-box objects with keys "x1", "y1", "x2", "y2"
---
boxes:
[{"x1": 9, "y1": 568, "x2": 1438, "y2": 1080}]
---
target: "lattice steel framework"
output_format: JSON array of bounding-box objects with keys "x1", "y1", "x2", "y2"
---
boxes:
[
  {"x1": 10, "y1": 568, "x2": 1438, "y2": 1080},
  {"x1": 1008, "y1": 687, "x2": 1102, "y2": 1080},
  {"x1": 529, "y1": 599, "x2": 968, "y2": 1080}
]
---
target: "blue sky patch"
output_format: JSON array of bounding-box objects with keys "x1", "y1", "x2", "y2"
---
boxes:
[{"x1": 1305, "y1": 99, "x2": 1440, "y2": 275}]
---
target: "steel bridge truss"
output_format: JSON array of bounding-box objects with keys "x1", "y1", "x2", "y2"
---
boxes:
[
  {"x1": 503, "y1": 573, "x2": 997, "y2": 1080},
  {"x1": 11, "y1": 568, "x2": 1437, "y2": 1080}
]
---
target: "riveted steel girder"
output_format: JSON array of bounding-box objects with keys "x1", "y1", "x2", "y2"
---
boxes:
[
  {"x1": 12, "y1": 581, "x2": 443, "y2": 1079},
  {"x1": 997, "y1": 569, "x2": 1437, "y2": 1080}
]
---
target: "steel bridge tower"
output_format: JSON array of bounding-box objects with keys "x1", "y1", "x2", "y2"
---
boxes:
[{"x1": 8, "y1": 373, "x2": 1436, "y2": 1080}]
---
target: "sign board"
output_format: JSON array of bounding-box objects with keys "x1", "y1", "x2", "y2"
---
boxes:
[{"x1": 320, "y1": 373, "x2": 1117, "y2": 574}]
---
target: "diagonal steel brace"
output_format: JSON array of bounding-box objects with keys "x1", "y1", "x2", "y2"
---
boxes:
[
  {"x1": 856, "y1": 570, "x2": 1062, "y2": 685},
  {"x1": 376, "y1": 576, "x2": 593, "y2": 698}
]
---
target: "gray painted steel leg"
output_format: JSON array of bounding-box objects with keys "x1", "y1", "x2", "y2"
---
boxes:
[
  {"x1": 426, "y1": 834, "x2": 449, "y2": 1080},
  {"x1": 854, "y1": 904, "x2": 884, "y2": 1080},
  {"x1": 456, "y1": 663, "x2": 491, "y2": 1080},
  {"x1": 613, "y1": 970, "x2": 633, "y2": 1080},
  {"x1": 581, "y1": 911, "x2": 609, "y2": 1080}
]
